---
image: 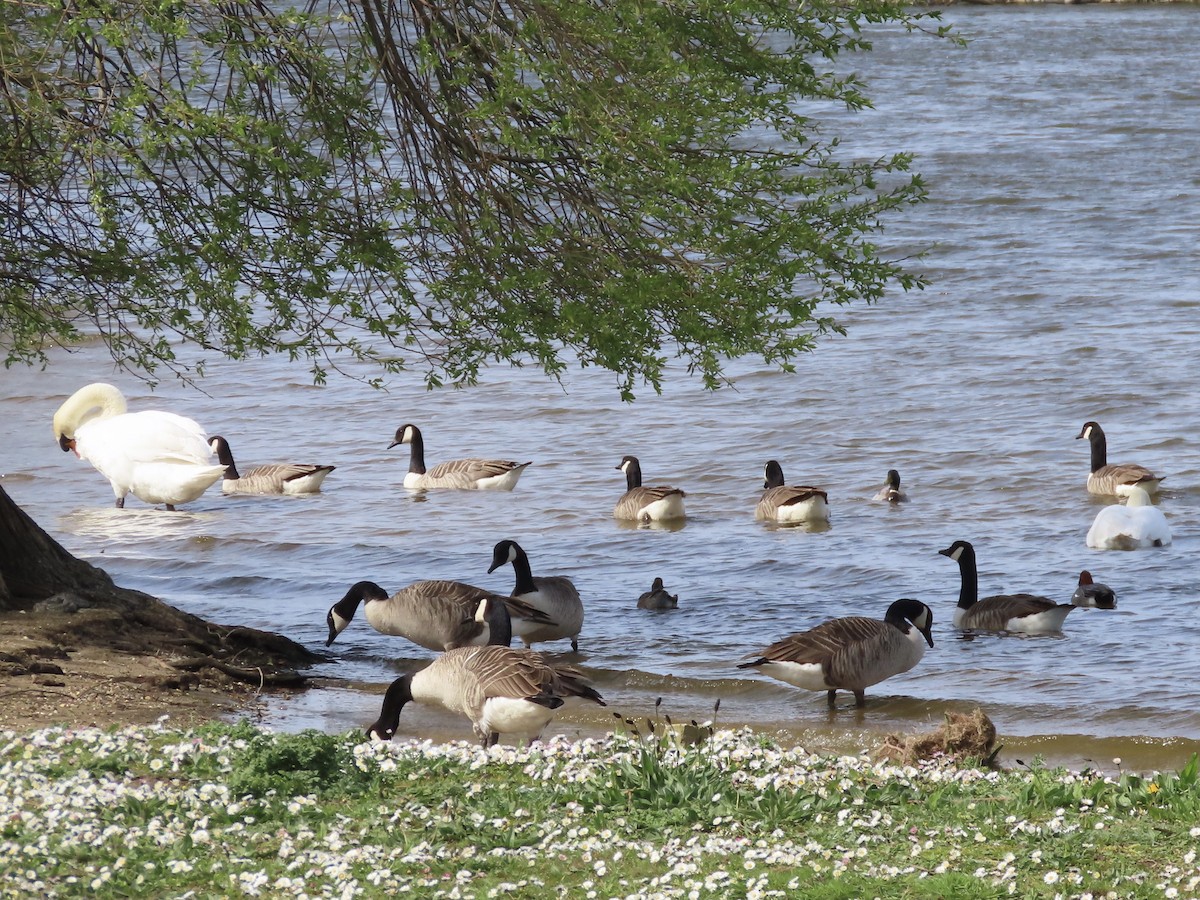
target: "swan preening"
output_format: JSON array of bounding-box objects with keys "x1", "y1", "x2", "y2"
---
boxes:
[
  {"x1": 1086, "y1": 487, "x2": 1172, "y2": 551},
  {"x1": 738, "y1": 599, "x2": 933, "y2": 707},
  {"x1": 52, "y1": 383, "x2": 225, "y2": 510},
  {"x1": 389, "y1": 423, "x2": 530, "y2": 490}
]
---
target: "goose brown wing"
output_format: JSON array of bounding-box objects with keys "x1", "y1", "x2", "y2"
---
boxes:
[
  {"x1": 749, "y1": 616, "x2": 887, "y2": 665},
  {"x1": 965, "y1": 593, "x2": 1059, "y2": 630},
  {"x1": 428, "y1": 457, "x2": 524, "y2": 481}
]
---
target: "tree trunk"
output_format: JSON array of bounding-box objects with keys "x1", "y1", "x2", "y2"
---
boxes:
[{"x1": 0, "y1": 485, "x2": 318, "y2": 674}]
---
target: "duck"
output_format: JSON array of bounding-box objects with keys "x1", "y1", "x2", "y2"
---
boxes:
[
  {"x1": 52, "y1": 382, "x2": 226, "y2": 510},
  {"x1": 365, "y1": 645, "x2": 606, "y2": 746},
  {"x1": 1085, "y1": 486, "x2": 1172, "y2": 551},
  {"x1": 737, "y1": 599, "x2": 934, "y2": 707},
  {"x1": 613, "y1": 455, "x2": 686, "y2": 522},
  {"x1": 488, "y1": 539, "x2": 584, "y2": 651},
  {"x1": 388, "y1": 423, "x2": 530, "y2": 490},
  {"x1": 1076, "y1": 421, "x2": 1162, "y2": 497},
  {"x1": 325, "y1": 580, "x2": 556, "y2": 651},
  {"x1": 755, "y1": 460, "x2": 830, "y2": 524},
  {"x1": 637, "y1": 577, "x2": 678, "y2": 610},
  {"x1": 872, "y1": 469, "x2": 908, "y2": 504},
  {"x1": 938, "y1": 540, "x2": 1074, "y2": 632},
  {"x1": 1072, "y1": 571, "x2": 1117, "y2": 609},
  {"x1": 209, "y1": 435, "x2": 335, "y2": 495}
]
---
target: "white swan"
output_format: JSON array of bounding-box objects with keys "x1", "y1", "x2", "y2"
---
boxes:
[
  {"x1": 52, "y1": 383, "x2": 226, "y2": 510},
  {"x1": 1086, "y1": 486, "x2": 1172, "y2": 551}
]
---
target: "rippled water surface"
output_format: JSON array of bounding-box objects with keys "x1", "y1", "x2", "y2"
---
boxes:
[{"x1": 4, "y1": 7, "x2": 1199, "y2": 767}]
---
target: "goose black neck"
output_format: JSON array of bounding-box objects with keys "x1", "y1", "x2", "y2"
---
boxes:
[
  {"x1": 370, "y1": 675, "x2": 413, "y2": 737},
  {"x1": 1087, "y1": 429, "x2": 1107, "y2": 473},
  {"x1": 485, "y1": 597, "x2": 513, "y2": 647},
  {"x1": 764, "y1": 460, "x2": 785, "y2": 489},
  {"x1": 211, "y1": 437, "x2": 239, "y2": 479},
  {"x1": 509, "y1": 547, "x2": 537, "y2": 596},
  {"x1": 406, "y1": 428, "x2": 426, "y2": 475},
  {"x1": 953, "y1": 548, "x2": 979, "y2": 610},
  {"x1": 624, "y1": 459, "x2": 643, "y2": 490},
  {"x1": 887, "y1": 469, "x2": 900, "y2": 489}
]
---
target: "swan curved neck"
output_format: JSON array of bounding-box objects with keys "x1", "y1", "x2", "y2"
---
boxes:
[{"x1": 54, "y1": 383, "x2": 127, "y2": 437}]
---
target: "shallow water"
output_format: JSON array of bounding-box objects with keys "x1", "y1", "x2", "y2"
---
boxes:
[{"x1": 3, "y1": 7, "x2": 1200, "y2": 770}]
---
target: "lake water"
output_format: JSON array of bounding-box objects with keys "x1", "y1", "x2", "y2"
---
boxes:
[{"x1": 3, "y1": 6, "x2": 1199, "y2": 769}]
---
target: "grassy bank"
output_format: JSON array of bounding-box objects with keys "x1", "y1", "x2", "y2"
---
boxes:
[{"x1": 1, "y1": 720, "x2": 1197, "y2": 898}]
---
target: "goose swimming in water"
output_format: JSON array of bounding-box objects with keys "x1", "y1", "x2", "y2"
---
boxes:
[
  {"x1": 52, "y1": 382, "x2": 225, "y2": 510},
  {"x1": 738, "y1": 598, "x2": 933, "y2": 707},
  {"x1": 755, "y1": 460, "x2": 829, "y2": 524},
  {"x1": 613, "y1": 455, "x2": 686, "y2": 522},
  {"x1": 938, "y1": 540, "x2": 1074, "y2": 633},
  {"x1": 389, "y1": 423, "x2": 530, "y2": 490},
  {"x1": 209, "y1": 435, "x2": 335, "y2": 495},
  {"x1": 1076, "y1": 421, "x2": 1162, "y2": 497}
]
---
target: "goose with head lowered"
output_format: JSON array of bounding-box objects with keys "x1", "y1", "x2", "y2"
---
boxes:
[
  {"x1": 637, "y1": 577, "x2": 678, "y2": 610},
  {"x1": 1086, "y1": 486, "x2": 1172, "y2": 551},
  {"x1": 389, "y1": 423, "x2": 531, "y2": 491},
  {"x1": 365, "y1": 644, "x2": 606, "y2": 746},
  {"x1": 209, "y1": 435, "x2": 335, "y2": 495},
  {"x1": 755, "y1": 460, "x2": 829, "y2": 524},
  {"x1": 326, "y1": 580, "x2": 555, "y2": 651},
  {"x1": 488, "y1": 539, "x2": 584, "y2": 651},
  {"x1": 52, "y1": 382, "x2": 226, "y2": 510},
  {"x1": 938, "y1": 540, "x2": 1074, "y2": 633},
  {"x1": 738, "y1": 599, "x2": 934, "y2": 708},
  {"x1": 872, "y1": 469, "x2": 908, "y2": 504},
  {"x1": 1072, "y1": 571, "x2": 1116, "y2": 609},
  {"x1": 613, "y1": 455, "x2": 686, "y2": 522},
  {"x1": 1076, "y1": 421, "x2": 1162, "y2": 497}
]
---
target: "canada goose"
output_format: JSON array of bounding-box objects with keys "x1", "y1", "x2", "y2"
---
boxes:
[
  {"x1": 737, "y1": 599, "x2": 933, "y2": 707},
  {"x1": 365, "y1": 645, "x2": 606, "y2": 746},
  {"x1": 209, "y1": 435, "x2": 335, "y2": 495},
  {"x1": 1086, "y1": 486, "x2": 1172, "y2": 550},
  {"x1": 938, "y1": 540, "x2": 1074, "y2": 632},
  {"x1": 873, "y1": 469, "x2": 908, "y2": 504},
  {"x1": 613, "y1": 455, "x2": 686, "y2": 522},
  {"x1": 1072, "y1": 571, "x2": 1117, "y2": 609},
  {"x1": 1076, "y1": 421, "x2": 1162, "y2": 497},
  {"x1": 388, "y1": 423, "x2": 530, "y2": 490},
  {"x1": 325, "y1": 580, "x2": 555, "y2": 651},
  {"x1": 755, "y1": 460, "x2": 829, "y2": 524},
  {"x1": 488, "y1": 539, "x2": 585, "y2": 651},
  {"x1": 636, "y1": 577, "x2": 678, "y2": 610},
  {"x1": 52, "y1": 382, "x2": 226, "y2": 510}
]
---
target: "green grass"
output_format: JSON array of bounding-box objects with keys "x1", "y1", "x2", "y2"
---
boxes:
[{"x1": 1, "y1": 721, "x2": 1197, "y2": 898}]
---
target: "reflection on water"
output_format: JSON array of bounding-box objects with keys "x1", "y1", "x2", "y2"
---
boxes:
[{"x1": 2, "y1": 7, "x2": 1200, "y2": 771}]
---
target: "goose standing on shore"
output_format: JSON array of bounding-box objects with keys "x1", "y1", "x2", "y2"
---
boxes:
[
  {"x1": 1072, "y1": 571, "x2": 1117, "y2": 609},
  {"x1": 1076, "y1": 421, "x2": 1162, "y2": 497},
  {"x1": 613, "y1": 455, "x2": 686, "y2": 522},
  {"x1": 52, "y1": 382, "x2": 226, "y2": 510},
  {"x1": 1086, "y1": 486, "x2": 1172, "y2": 550},
  {"x1": 872, "y1": 469, "x2": 908, "y2": 504},
  {"x1": 325, "y1": 580, "x2": 555, "y2": 651},
  {"x1": 389, "y1": 423, "x2": 530, "y2": 490},
  {"x1": 755, "y1": 460, "x2": 830, "y2": 524},
  {"x1": 488, "y1": 539, "x2": 584, "y2": 651},
  {"x1": 737, "y1": 599, "x2": 934, "y2": 708},
  {"x1": 365, "y1": 645, "x2": 606, "y2": 746},
  {"x1": 209, "y1": 435, "x2": 335, "y2": 495},
  {"x1": 938, "y1": 540, "x2": 1074, "y2": 632}
]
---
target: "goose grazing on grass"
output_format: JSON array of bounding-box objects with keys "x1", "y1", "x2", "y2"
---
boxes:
[
  {"x1": 52, "y1": 382, "x2": 226, "y2": 510},
  {"x1": 325, "y1": 580, "x2": 555, "y2": 651},
  {"x1": 488, "y1": 539, "x2": 585, "y2": 651},
  {"x1": 613, "y1": 455, "x2": 686, "y2": 522},
  {"x1": 1072, "y1": 571, "x2": 1117, "y2": 609},
  {"x1": 737, "y1": 599, "x2": 933, "y2": 708},
  {"x1": 1076, "y1": 421, "x2": 1162, "y2": 497},
  {"x1": 873, "y1": 469, "x2": 908, "y2": 504},
  {"x1": 388, "y1": 423, "x2": 530, "y2": 490},
  {"x1": 209, "y1": 435, "x2": 335, "y2": 495},
  {"x1": 637, "y1": 577, "x2": 678, "y2": 610},
  {"x1": 1086, "y1": 486, "x2": 1172, "y2": 551},
  {"x1": 755, "y1": 460, "x2": 829, "y2": 524},
  {"x1": 938, "y1": 540, "x2": 1074, "y2": 633},
  {"x1": 365, "y1": 645, "x2": 605, "y2": 746}
]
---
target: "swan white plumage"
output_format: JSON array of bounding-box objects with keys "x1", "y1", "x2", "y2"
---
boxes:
[
  {"x1": 52, "y1": 383, "x2": 226, "y2": 510},
  {"x1": 1086, "y1": 486, "x2": 1172, "y2": 550}
]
